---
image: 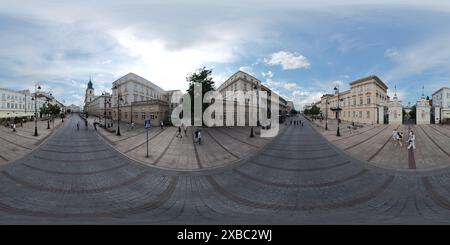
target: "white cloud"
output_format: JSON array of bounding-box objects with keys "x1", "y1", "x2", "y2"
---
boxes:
[
  {"x1": 263, "y1": 79, "x2": 301, "y2": 91},
  {"x1": 265, "y1": 51, "x2": 310, "y2": 70},
  {"x1": 384, "y1": 34, "x2": 450, "y2": 81},
  {"x1": 238, "y1": 66, "x2": 255, "y2": 76},
  {"x1": 262, "y1": 70, "x2": 274, "y2": 78},
  {"x1": 332, "y1": 80, "x2": 344, "y2": 89},
  {"x1": 384, "y1": 48, "x2": 399, "y2": 58},
  {"x1": 261, "y1": 78, "x2": 325, "y2": 110}
]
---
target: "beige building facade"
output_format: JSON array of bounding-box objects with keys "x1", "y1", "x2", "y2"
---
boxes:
[
  {"x1": 319, "y1": 75, "x2": 389, "y2": 125},
  {"x1": 111, "y1": 73, "x2": 173, "y2": 126},
  {"x1": 217, "y1": 70, "x2": 288, "y2": 126}
]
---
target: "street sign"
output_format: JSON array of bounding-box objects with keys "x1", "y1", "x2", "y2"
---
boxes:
[
  {"x1": 145, "y1": 119, "x2": 151, "y2": 129},
  {"x1": 145, "y1": 118, "x2": 151, "y2": 158}
]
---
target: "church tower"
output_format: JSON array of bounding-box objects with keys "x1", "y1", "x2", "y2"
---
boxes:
[{"x1": 84, "y1": 77, "x2": 95, "y2": 105}]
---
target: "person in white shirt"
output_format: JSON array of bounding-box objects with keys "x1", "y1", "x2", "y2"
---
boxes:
[
  {"x1": 392, "y1": 129, "x2": 398, "y2": 146},
  {"x1": 407, "y1": 131, "x2": 416, "y2": 150}
]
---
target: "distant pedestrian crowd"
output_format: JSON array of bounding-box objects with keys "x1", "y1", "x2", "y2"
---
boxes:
[
  {"x1": 289, "y1": 118, "x2": 303, "y2": 127},
  {"x1": 392, "y1": 128, "x2": 416, "y2": 150}
]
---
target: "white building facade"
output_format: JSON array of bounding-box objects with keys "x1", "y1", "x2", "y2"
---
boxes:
[
  {"x1": 432, "y1": 87, "x2": 450, "y2": 123},
  {"x1": 0, "y1": 88, "x2": 46, "y2": 119},
  {"x1": 416, "y1": 95, "x2": 431, "y2": 125}
]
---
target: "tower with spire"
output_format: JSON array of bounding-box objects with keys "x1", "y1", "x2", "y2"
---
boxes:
[
  {"x1": 388, "y1": 84, "x2": 402, "y2": 125},
  {"x1": 84, "y1": 76, "x2": 95, "y2": 106}
]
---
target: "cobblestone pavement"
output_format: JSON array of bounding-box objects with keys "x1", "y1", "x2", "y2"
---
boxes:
[
  {"x1": 0, "y1": 117, "x2": 65, "y2": 165},
  {"x1": 2, "y1": 114, "x2": 450, "y2": 224},
  {"x1": 90, "y1": 117, "x2": 275, "y2": 170},
  {"x1": 309, "y1": 117, "x2": 450, "y2": 170}
]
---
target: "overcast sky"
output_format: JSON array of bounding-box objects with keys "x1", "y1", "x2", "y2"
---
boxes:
[{"x1": 1, "y1": 0, "x2": 450, "y2": 108}]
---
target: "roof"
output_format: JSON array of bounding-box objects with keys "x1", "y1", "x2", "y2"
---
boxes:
[
  {"x1": 113, "y1": 72, "x2": 165, "y2": 92},
  {"x1": 432, "y1": 87, "x2": 450, "y2": 96},
  {"x1": 349, "y1": 75, "x2": 388, "y2": 90},
  {"x1": 218, "y1": 70, "x2": 261, "y2": 91},
  {"x1": 87, "y1": 77, "x2": 93, "y2": 89}
]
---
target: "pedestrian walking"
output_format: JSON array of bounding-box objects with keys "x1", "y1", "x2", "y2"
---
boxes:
[
  {"x1": 21, "y1": 119, "x2": 24, "y2": 127},
  {"x1": 194, "y1": 129, "x2": 198, "y2": 142},
  {"x1": 347, "y1": 123, "x2": 353, "y2": 134},
  {"x1": 77, "y1": 122, "x2": 80, "y2": 131},
  {"x1": 93, "y1": 122, "x2": 97, "y2": 131},
  {"x1": 182, "y1": 123, "x2": 187, "y2": 136},
  {"x1": 85, "y1": 120, "x2": 88, "y2": 130},
  {"x1": 197, "y1": 130, "x2": 202, "y2": 144},
  {"x1": 397, "y1": 131, "x2": 404, "y2": 147},
  {"x1": 392, "y1": 129, "x2": 398, "y2": 146},
  {"x1": 407, "y1": 131, "x2": 416, "y2": 150},
  {"x1": 12, "y1": 123, "x2": 16, "y2": 132},
  {"x1": 160, "y1": 121, "x2": 164, "y2": 129},
  {"x1": 176, "y1": 126, "x2": 182, "y2": 138}
]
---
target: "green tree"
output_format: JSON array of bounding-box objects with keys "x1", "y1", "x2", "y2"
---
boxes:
[
  {"x1": 310, "y1": 105, "x2": 321, "y2": 115},
  {"x1": 303, "y1": 108, "x2": 310, "y2": 115},
  {"x1": 40, "y1": 104, "x2": 50, "y2": 116},
  {"x1": 48, "y1": 104, "x2": 61, "y2": 116},
  {"x1": 290, "y1": 109, "x2": 298, "y2": 115},
  {"x1": 186, "y1": 67, "x2": 216, "y2": 124}
]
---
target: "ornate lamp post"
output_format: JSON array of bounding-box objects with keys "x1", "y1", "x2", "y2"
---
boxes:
[
  {"x1": 32, "y1": 84, "x2": 41, "y2": 136},
  {"x1": 334, "y1": 85, "x2": 341, "y2": 137},
  {"x1": 325, "y1": 96, "x2": 329, "y2": 130},
  {"x1": 102, "y1": 92, "x2": 107, "y2": 128},
  {"x1": 112, "y1": 85, "x2": 123, "y2": 136},
  {"x1": 250, "y1": 84, "x2": 258, "y2": 137}
]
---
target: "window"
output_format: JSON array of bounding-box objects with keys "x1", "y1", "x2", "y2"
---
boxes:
[
  {"x1": 135, "y1": 113, "x2": 138, "y2": 119},
  {"x1": 359, "y1": 97, "x2": 363, "y2": 105},
  {"x1": 352, "y1": 111, "x2": 355, "y2": 117},
  {"x1": 353, "y1": 96, "x2": 356, "y2": 106},
  {"x1": 367, "y1": 111, "x2": 370, "y2": 119},
  {"x1": 124, "y1": 112, "x2": 128, "y2": 119},
  {"x1": 367, "y1": 96, "x2": 371, "y2": 104},
  {"x1": 447, "y1": 93, "x2": 450, "y2": 98},
  {"x1": 134, "y1": 95, "x2": 138, "y2": 102},
  {"x1": 359, "y1": 111, "x2": 362, "y2": 118},
  {"x1": 141, "y1": 112, "x2": 146, "y2": 120}
]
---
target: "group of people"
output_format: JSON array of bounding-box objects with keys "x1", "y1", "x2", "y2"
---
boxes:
[
  {"x1": 392, "y1": 128, "x2": 416, "y2": 149},
  {"x1": 76, "y1": 120, "x2": 88, "y2": 131},
  {"x1": 127, "y1": 122, "x2": 136, "y2": 131},
  {"x1": 290, "y1": 119, "x2": 304, "y2": 127},
  {"x1": 175, "y1": 124, "x2": 202, "y2": 144}
]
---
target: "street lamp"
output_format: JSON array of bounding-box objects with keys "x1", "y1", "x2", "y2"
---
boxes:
[
  {"x1": 325, "y1": 96, "x2": 329, "y2": 130},
  {"x1": 47, "y1": 93, "x2": 52, "y2": 129},
  {"x1": 112, "y1": 85, "x2": 123, "y2": 136},
  {"x1": 334, "y1": 85, "x2": 341, "y2": 137},
  {"x1": 102, "y1": 92, "x2": 108, "y2": 128},
  {"x1": 250, "y1": 84, "x2": 258, "y2": 137},
  {"x1": 32, "y1": 84, "x2": 41, "y2": 136}
]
